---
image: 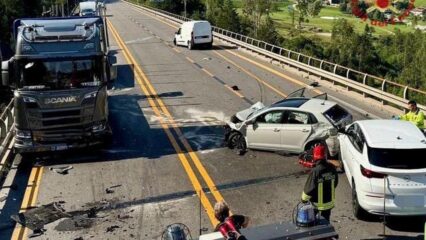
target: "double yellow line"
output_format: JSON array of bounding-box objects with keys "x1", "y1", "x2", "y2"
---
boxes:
[
  {"x1": 11, "y1": 165, "x2": 44, "y2": 240},
  {"x1": 108, "y1": 19, "x2": 225, "y2": 226}
]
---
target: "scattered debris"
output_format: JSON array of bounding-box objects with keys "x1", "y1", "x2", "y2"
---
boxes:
[
  {"x1": 106, "y1": 225, "x2": 120, "y2": 233},
  {"x1": 202, "y1": 57, "x2": 212, "y2": 61},
  {"x1": 74, "y1": 237, "x2": 84, "y2": 240},
  {"x1": 11, "y1": 202, "x2": 71, "y2": 230},
  {"x1": 231, "y1": 85, "x2": 240, "y2": 91},
  {"x1": 28, "y1": 228, "x2": 45, "y2": 238},
  {"x1": 87, "y1": 207, "x2": 97, "y2": 218},
  {"x1": 227, "y1": 66, "x2": 231, "y2": 69},
  {"x1": 49, "y1": 166, "x2": 73, "y2": 175},
  {"x1": 310, "y1": 81, "x2": 319, "y2": 87},
  {"x1": 105, "y1": 184, "x2": 122, "y2": 194}
]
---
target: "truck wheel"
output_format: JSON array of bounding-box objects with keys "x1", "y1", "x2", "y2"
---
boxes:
[{"x1": 188, "y1": 41, "x2": 193, "y2": 50}]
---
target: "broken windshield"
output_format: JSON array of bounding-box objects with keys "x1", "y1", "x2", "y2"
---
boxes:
[{"x1": 17, "y1": 57, "x2": 104, "y2": 90}]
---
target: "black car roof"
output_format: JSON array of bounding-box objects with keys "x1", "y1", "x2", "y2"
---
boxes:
[{"x1": 271, "y1": 98, "x2": 309, "y2": 108}]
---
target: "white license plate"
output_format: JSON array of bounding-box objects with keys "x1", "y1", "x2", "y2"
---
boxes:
[
  {"x1": 54, "y1": 146, "x2": 68, "y2": 151},
  {"x1": 394, "y1": 195, "x2": 425, "y2": 207}
]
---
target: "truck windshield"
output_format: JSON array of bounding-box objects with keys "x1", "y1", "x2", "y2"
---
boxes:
[{"x1": 18, "y1": 58, "x2": 103, "y2": 90}]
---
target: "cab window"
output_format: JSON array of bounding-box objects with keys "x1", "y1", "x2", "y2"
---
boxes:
[{"x1": 256, "y1": 111, "x2": 284, "y2": 124}]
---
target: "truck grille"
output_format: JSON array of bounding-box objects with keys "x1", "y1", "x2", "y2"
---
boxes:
[
  {"x1": 33, "y1": 127, "x2": 91, "y2": 144},
  {"x1": 40, "y1": 109, "x2": 82, "y2": 127}
]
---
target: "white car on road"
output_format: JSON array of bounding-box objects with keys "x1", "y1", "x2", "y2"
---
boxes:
[
  {"x1": 338, "y1": 120, "x2": 426, "y2": 218},
  {"x1": 225, "y1": 89, "x2": 353, "y2": 156}
]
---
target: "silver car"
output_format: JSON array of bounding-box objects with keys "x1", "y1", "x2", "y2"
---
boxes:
[{"x1": 225, "y1": 89, "x2": 353, "y2": 156}]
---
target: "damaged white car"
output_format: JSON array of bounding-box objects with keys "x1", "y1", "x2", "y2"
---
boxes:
[{"x1": 224, "y1": 89, "x2": 353, "y2": 156}]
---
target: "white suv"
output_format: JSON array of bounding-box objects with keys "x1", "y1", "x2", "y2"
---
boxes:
[
  {"x1": 225, "y1": 89, "x2": 352, "y2": 156},
  {"x1": 339, "y1": 120, "x2": 426, "y2": 218}
]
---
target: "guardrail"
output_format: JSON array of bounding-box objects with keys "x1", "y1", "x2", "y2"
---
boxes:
[
  {"x1": 0, "y1": 100, "x2": 15, "y2": 184},
  {"x1": 123, "y1": 0, "x2": 426, "y2": 112}
]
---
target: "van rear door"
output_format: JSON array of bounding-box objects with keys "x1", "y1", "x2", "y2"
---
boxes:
[{"x1": 193, "y1": 22, "x2": 212, "y2": 42}]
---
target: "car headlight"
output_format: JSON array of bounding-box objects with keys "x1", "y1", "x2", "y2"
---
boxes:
[{"x1": 92, "y1": 121, "x2": 106, "y2": 132}]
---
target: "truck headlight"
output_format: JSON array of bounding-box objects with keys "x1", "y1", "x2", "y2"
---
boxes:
[
  {"x1": 84, "y1": 91, "x2": 98, "y2": 99},
  {"x1": 92, "y1": 121, "x2": 106, "y2": 132},
  {"x1": 16, "y1": 129, "x2": 32, "y2": 139}
]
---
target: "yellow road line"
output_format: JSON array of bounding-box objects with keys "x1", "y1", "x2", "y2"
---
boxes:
[
  {"x1": 202, "y1": 68, "x2": 215, "y2": 77},
  {"x1": 11, "y1": 165, "x2": 44, "y2": 240},
  {"x1": 109, "y1": 19, "x2": 224, "y2": 225},
  {"x1": 127, "y1": 2, "x2": 323, "y2": 97},
  {"x1": 186, "y1": 57, "x2": 195, "y2": 63},
  {"x1": 222, "y1": 48, "x2": 323, "y2": 95},
  {"x1": 214, "y1": 51, "x2": 287, "y2": 98},
  {"x1": 108, "y1": 18, "x2": 227, "y2": 206}
]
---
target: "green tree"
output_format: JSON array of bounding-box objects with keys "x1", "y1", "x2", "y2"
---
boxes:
[
  {"x1": 242, "y1": 0, "x2": 272, "y2": 36},
  {"x1": 215, "y1": 0, "x2": 241, "y2": 32},
  {"x1": 295, "y1": 0, "x2": 323, "y2": 27}
]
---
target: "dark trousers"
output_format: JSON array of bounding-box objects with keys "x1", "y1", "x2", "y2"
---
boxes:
[{"x1": 315, "y1": 209, "x2": 331, "y2": 222}]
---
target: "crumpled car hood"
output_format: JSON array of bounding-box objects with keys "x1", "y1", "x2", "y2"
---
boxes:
[{"x1": 235, "y1": 102, "x2": 265, "y2": 121}]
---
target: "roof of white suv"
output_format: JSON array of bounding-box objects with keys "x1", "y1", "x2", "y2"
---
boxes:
[{"x1": 358, "y1": 120, "x2": 426, "y2": 148}]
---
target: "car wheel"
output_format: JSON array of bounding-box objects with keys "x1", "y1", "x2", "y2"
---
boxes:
[
  {"x1": 227, "y1": 132, "x2": 247, "y2": 155},
  {"x1": 188, "y1": 41, "x2": 193, "y2": 50},
  {"x1": 352, "y1": 181, "x2": 367, "y2": 219}
]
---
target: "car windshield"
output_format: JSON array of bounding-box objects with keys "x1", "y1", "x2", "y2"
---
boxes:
[
  {"x1": 368, "y1": 147, "x2": 426, "y2": 169},
  {"x1": 17, "y1": 58, "x2": 103, "y2": 90},
  {"x1": 324, "y1": 104, "x2": 350, "y2": 125}
]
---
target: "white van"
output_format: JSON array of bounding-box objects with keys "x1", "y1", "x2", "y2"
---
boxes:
[
  {"x1": 174, "y1": 21, "x2": 213, "y2": 50},
  {"x1": 79, "y1": 2, "x2": 97, "y2": 16}
]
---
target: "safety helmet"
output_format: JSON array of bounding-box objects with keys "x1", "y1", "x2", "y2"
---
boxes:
[{"x1": 313, "y1": 144, "x2": 326, "y2": 161}]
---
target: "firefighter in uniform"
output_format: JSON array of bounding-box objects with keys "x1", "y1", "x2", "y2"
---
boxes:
[
  {"x1": 301, "y1": 144, "x2": 338, "y2": 222},
  {"x1": 399, "y1": 100, "x2": 424, "y2": 130}
]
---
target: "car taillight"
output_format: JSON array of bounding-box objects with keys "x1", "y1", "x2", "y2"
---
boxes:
[{"x1": 360, "y1": 165, "x2": 387, "y2": 179}]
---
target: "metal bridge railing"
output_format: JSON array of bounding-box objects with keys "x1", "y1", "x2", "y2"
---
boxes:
[
  {"x1": 124, "y1": 0, "x2": 426, "y2": 112},
  {"x1": 0, "y1": 99, "x2": 15, "y2": 182}
]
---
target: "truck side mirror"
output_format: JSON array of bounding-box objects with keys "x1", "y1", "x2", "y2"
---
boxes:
[
  {"x1": 1, "y1": 60, "x2": 10, "y2": 86},
  {"x1": 108, "y1": 55, "x2": 117, "y2": 65}
]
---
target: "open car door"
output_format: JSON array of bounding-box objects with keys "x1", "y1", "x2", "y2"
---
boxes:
[
  {"x1": 285, "y1": 88, "x2": 305, "y2": 99},
  {"x1": 313, "y1": 92, "x2": 327, "y2": 100}
]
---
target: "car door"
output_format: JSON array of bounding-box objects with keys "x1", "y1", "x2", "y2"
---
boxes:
[
  {"x1": 345, "y1": 124, "x2": 365, "y2": 184},
  {"x1": 246, "y1": 110, "x2": 284, "y2": 150},
  {"x1": 280, "y1": 110, "x2": 314, "y2": 152}
]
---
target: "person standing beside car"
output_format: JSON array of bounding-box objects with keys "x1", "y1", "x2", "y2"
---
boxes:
[
  {"x1": 399, "y1": 100, "x2": 424, "y2": 130},
  {"x1": 301, "y1": 144, "x2": 338, "y2": 222}
]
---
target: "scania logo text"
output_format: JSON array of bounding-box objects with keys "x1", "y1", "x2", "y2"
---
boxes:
[{"x1": 45, "y1": 96, "x2": 78, "y2": 104}]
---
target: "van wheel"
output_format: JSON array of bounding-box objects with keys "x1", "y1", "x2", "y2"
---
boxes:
[
  {"x1": 188, "y1": 41, "x2": 193, "y2": 50},
  {"x1": 352, "y1": 181, "x2": 367, "y2": 219},
  {"x1": 173, "y1": 38, "x2": 177, "y2": 46},
  {"x1": 207, "y1": 42, "x2": 213, "y2": 49}
]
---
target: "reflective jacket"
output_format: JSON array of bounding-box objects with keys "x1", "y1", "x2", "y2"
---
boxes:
[
  {"x1": 401, "y1": 109, "x2": 425, "y2": 129},
  {"x1": 301, "y1": 161, "x2": 338, "y2": 211}
]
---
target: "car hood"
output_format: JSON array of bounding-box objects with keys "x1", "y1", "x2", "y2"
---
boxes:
[{"x1": 235, "y1": 102, "x2": 265, "y2": 121}]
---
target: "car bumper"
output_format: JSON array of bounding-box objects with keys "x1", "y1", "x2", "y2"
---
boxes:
[
  {"x1": 14, "y1": 127, "x2": 112, "y2": 154},
  {"x1": 358, "y1": 190, "x2": 426, "y2": 216}
]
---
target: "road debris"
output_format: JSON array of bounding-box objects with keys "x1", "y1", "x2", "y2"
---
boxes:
[
  {"x1": 105, "y1": 184, "x2": 122, "y2": 194},
  {"x1": 106, "y1": 225, "x2": 120, "y2": 233},
  {"x1": 28, "y1": 228, "x2": 45, "y2": 238},
  {"x1": 49, "y1": 166, "x2": 73, "y2": 175},
  {"x1": 310, "y1": 81, "x2": 319, "y2": 87},
  {"x1": 11, "y1": 202, "x2": 71, "y2": 230},
  {"x1": 231, "y1": 85, "x2": 240, "y2": 91}
]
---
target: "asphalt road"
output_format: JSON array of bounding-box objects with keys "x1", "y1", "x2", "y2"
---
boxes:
[{"x1": 0, "y1": 1, "x2": 424, "y2": 240}]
